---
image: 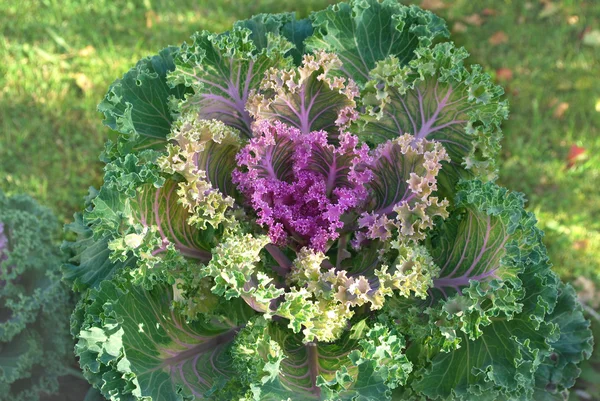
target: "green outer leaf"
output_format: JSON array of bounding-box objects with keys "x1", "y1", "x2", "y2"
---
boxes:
[
  {"x1": 268, "y1": 328, "x2": 358, "y2": 400},
  {"x1": 412, "y1": 309, "x2": 556, "y2": 400},
  {"x1": 98, "y1": 46, "x2": 190, "y2": 161},
  {"x1": 74, "y1": 278, "x2": 254, "y2": 401},
  {"x1": 234, "y1": 12, "x2": 297, "y2": 52},
  {"x1": 82, "y1": 179, "x2": 223, "y2": 290},
  {"x1": 233, "y1": 318, "x2": 412, "y2": 401},
  {"x1": 102, "y1": 150, "x2": 166, "y2": 199},
  {"x1": 64, "y1": 173, "x2": 220, "y2": 292},
  {"x1": 306, "y1": 0, "x2": 448, "y2": 85},
  {"x1": 358, "y1": 43, "x2": 509, "y2": 195},
  {"x1": 449, "y1": 181, "x2": 559, "y2": 325},
  {"x1": 280, "y1": 18, "x2": 314, "y2": 65},
  {"x1": 169, "y1": 27, "x2": 293, "y2": 138},
  {"x1": 428, "y1": 180, "x2": 539, "y2": 301},
  {"x1": 401, "y1": 181, "x2": 591, "y2": 400},
  {"x1": 533, "y1": 283, "x2": 594, "y2": 400},
  {"x1": 129, "y1": 180, "x2": 218, "y2": 255},
  {"x1": 62, "y1": 212, "x2": 136, "y2": 292},
  {"x1": 233, "y1": 12, "x2": 314, "y2": 65},
  {"x1": 420, "y1": 181, "x2": 559, "y2": 350}
]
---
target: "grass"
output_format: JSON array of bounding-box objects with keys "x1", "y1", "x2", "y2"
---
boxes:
[{"x1": 1, "y1": 0, "x2": 599, "y2": 398}]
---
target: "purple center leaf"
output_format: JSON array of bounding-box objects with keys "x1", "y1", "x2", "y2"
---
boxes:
[{"x1": 233, "y1": 120, "x2": 371, "y2": 252}]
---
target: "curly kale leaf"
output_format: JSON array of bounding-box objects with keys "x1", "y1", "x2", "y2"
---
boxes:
[{"x1": 0, "y1": 191, "x2": 74, "y2": 401}]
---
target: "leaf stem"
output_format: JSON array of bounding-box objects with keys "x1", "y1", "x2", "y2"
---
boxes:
[
  {"x1": 63, "y1": 366, "x2": 86, "y2": 381},
  {"x1": 307, "y1": 342, "x2": 322, "y2": 397},
  {"x1": 266, "y1": 244, "x2": 292, "y2": 276},
  {"x1": 336, "y1": 234, "x2": 349, "y2": 269}
]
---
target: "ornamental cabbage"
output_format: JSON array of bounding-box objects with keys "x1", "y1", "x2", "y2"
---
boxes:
[
  {"x1": 0, "y1": 190, "x2": 73, "y2": 401},
  {"x1": 63, "y1": 1, "x2": 593, "y2": 400}
]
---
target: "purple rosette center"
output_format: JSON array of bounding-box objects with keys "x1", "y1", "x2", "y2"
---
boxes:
[{"x1": 233, "y1": 120, "x2": 372, "y2": 251}]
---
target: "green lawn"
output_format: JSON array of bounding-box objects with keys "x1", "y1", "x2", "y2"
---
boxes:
[{"x1": 1, "y1": 0, "x2": 599, "y2": 398}]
